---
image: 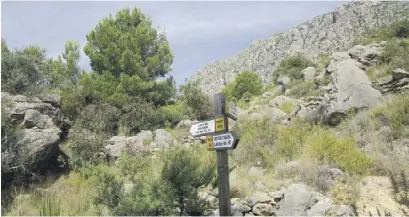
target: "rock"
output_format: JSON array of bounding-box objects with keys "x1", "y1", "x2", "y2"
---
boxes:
[
  {"x1": 153, "y1": 129, "x2": 176, "y2": 149},
  {"x1": 16, "y1": 127, "x2": 61, "y2": 167},
  {"x1": 276, "y1": 183, "x2": 317, "y2": 216},
  {"x1": 231, "y1": 204, "x2": 243, "y2": 216},
  {"x1": 267, "y1": 191, "x2": 284, "y2": 203},
  {"x1": 307, "y1": 197, "x2": 333, "y2": 216},
  {"x1": 20, "y1": 109, "x2": 54, "y2": 129},
  {"x1": 134, "y1": 130, "x2": 154, "y2": 147},
  {"x1": 252, "y1": 203, "x2": 276, "y2": 216},
  {"x1": 188, "y1": 1, "x2": 409, "y2": 97},
  {"x1": 37, "y1": 94, "x2": 61, "y2": 108},
  {"x1": 238, "y1": 204, "x2": 252, "y2": 213},
  {"x1": 262, "y1": 92, "x2": 274, "y2": 98},
  {"x1": 356, "y1": 176, "x2": 409, "y2": 216},
  {"x1": 277, "y1": 76, "x2": 291, "y2": 86},
  {"x1": 105, "y1": 136, "x2": 128, "y2": 158},
  {"x1": 198, "y1": 191, "x2": 217, "y2": 207},
  {"x1": 302, "y1": 67, "x2": 317, "y2": 81},
  {"x1": 348, "y1": 44, "x2": 382, "y2": 66},
  {"x1": 231, "y1": 198, "x2": 240, "y2": 205},
  {"x1": 392, "y1": 68, "x2": 409, "y2": 80},
  {"x1": 245, "y1": 192, "x2": 271, "y2": 207},
  {"x1": 329, "y1": 205, "x2": 355, "y2": 216},
  {"x1": 245, "y1": 212, "x2": 254, "y2": 216},
  {"x1": 270, "y1": 108, "x2": 288, "y2": 123},
  {"x1": 319, "y1": 55, "x2": 382, "y2": 126},
  {"x1": 316, "y1": 166, "x2": 344, "y2": 191}
]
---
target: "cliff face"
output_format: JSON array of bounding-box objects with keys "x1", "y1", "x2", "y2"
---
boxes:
[{"x1": 188, "y1": 1, "x2": 409, "y2": 97}]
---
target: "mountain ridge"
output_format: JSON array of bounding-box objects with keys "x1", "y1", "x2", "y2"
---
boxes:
[{"x1": 188, "y1": 1, "x2": 409, "y2": 97}]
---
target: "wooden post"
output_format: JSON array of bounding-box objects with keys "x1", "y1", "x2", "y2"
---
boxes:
[{"x1": 214, "y1": 93, "x2": 231, "y2": 216}]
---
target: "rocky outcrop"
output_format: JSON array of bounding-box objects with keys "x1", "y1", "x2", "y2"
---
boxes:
[
  {"x1": 207, "y1": 183, "x2": 354, "y2": 216},
  {"x1": 374, "y1": 68, "x2": 409, "y2": 94},
  {"x1": 189, "y1": 1, "x2": 409, "y2": 97},
  {"x1": 356, "y1": 176, "x2": 409, "y2": 216},
  {"x1": 1, "y1": 92, "x2": 70, "y2": 171},
  {"x1": 105, "y1": 129, "x2": 179, "y2": 159}
]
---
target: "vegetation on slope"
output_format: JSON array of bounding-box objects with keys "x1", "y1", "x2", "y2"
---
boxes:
[{"x1": 2, "y1": 6, "x2": 409, "y2": 217}]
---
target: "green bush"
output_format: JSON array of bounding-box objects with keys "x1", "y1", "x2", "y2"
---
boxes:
[
  {"x1": 67, "y1": 127, "x2": 107, "y2": 170},
  {"x1": 351, "y1": 17, "x2": 409, "y2": 46},
  {"x1": 273, "y1": 55, "x2": 315, "y2": 82},
  {"x1": 288, "y1": 81, "x2": 320, "y2": 98},
  {"x1": 75, "y1": 103, "x2": 121, "y2": 136},
  {"x1": 307, "y1": 126, "x2": 372, "y2": 175},
  {"x1": 372, "y1": 92, "x2": 409, "y2": 138},
  {"x1": 1, "y1": 52, "x2": 42, "y2": 94},
  {"x1": 379, "y1": 39, "x2": 409, "y2": 72},
  {"x1": 222, "y1": 69, "x2": 263, "y2": 100},
  {"x1": 179, "y1": 81, "x2": 213, "y2": 120}
]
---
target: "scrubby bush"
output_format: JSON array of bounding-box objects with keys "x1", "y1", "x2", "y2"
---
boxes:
[
  {"x1": 352, "y1": 17, "x2": 409, "y2": 46},
  {"x1": 372, "y1": 92, "x2": 409, "y2": 138},
  {"x1": 273, "y1": 55, "x2": 315, "y2": 82},
  {"x1": 288, "y1": 81, "x2": 320, "y2": 98},
  {"x1": 75, "y1": 103, "x2": 121, "y2": 136},
  {"x1": 222, "y1": 69, "x2": 263, "y2": 100},
  {"x1": 307, "y1": 126, "x2": 372, "y2": 175},
  {"x1": 67, "y1": 128, "x2": 107, "y2": 170},
  {"x1": 179, "y1": 81, "x2": 213, "y2": 120}
]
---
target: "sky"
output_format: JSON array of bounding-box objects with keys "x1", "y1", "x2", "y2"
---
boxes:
[{"x1": 1, "y1": 1, "x2": 346, "y2": 86}]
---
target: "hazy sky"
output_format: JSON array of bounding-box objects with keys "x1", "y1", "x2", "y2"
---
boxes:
[{"x1": 1, "y1": 1, "x2": 345, "y2": 86}]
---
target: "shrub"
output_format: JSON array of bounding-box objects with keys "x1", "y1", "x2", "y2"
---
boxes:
[
  {"x1": 288, "y1": 81, "x2": 320, "y2": 98},
  {"x1": 273, "y1": 55, "x2": 315, "y2": 82},
  {"x1": 222, "y1": 69, "x2": 263, "y2": 100},
  {"x1": 1, "y1": 53, "x2": 42, "y2": 94},
  {"x1": 75, "y1": 103, "x2": 121, "y2": 136},
  {"x1": 351, "y1": 17, "x2": 409, "y2": 46},
  {"x1": 379, "y1": 39, "x2": 409, "y2": 72},
  {"x1": 307, "y1": 126, "x2": 372, "y2": 175},
  {"x1": 92, "y1": 164, "x2": 124, "y2": 211},
  {"x1": 372, "y1": 92, "x2": 409, "y2": 138},
  {"x1": 67, "y1": 127, "x2": 107, "y2": 170}
]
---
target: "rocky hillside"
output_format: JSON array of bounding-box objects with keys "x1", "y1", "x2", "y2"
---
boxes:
[{"x1": 189, "y1": 1, "x2": 409, "y2": 97}]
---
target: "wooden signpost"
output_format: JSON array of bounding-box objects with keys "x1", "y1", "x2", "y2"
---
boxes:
[{"x1": 189, "y1": 93, "x2": 240, "y2": 216}]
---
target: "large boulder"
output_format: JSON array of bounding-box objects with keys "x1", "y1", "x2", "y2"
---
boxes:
[
  {"x1": 153, "y1": 129, "x2": 176, "y2": 149},
  {"x1": 16, "y1": 127, "x2": 62, "y2": 167},
  {"x1": 302, "y1": 67, "x2": 317, "y2": 81},
  {"x1": 318, "y1": 52, "x2": 382, "y2": 126},
  {"x1": 275, "y1": 183, "x2": 318, "y2": 216},
  {"x1": 1, "y1": 92, "x2": 70, "y2": 174}
]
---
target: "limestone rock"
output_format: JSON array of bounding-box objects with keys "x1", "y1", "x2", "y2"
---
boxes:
[
  {"x1": 16, "y1": 127, "x2": 61, "y2": 167},
  {"x1": 245, "y1": 192, "x2": 271, "y2": 207},
  {"x1": 356, "y1": 176, "x2": 409, "y2": 216},
  {"x1": 275, "y1": 183, "x2": 317, "y2": 216},
  {"x1": 302, "y1": 67, "x2": 317, "y2": 81},
  {"x1": 252, "y1": 203, "x2": 276, "y2": 216},
  {"x1": 270, "y1": 108, "x2": 288, "y2": 123},
  {"x1": 189, "y1": 2, "x2": 409, "y2": 97},
  {"x1": 153, "y1": 129, "x2": 176, "y2": 149},
  {"x1": 318, "y1": 53, "x2": 382, "y2": 126}
]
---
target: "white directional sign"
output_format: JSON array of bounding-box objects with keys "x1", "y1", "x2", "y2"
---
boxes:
[
  {"x1": 190, "y1": 117, "x2": 227, "y2": 137},
  {"x1": 206, "y1": 131, "x2": 239, "y2": 151},
  {"x1": 225, "y1": 101, "x2": 238, "y2": 121}
]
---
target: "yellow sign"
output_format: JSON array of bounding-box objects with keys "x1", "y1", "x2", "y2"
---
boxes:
[
  {"x1": 215, "y1": 117, "x2": 225, "y2": 132},
  {"x1": 206, "y1": 136, "x2": 213, "y2": 149}
]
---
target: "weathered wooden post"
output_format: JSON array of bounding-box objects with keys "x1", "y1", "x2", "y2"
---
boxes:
[
  {"x1": 214, "y1": 93, "x2": 231, "y2": 216},
  {"x1": 189, "y1": 92, "x2": 239, "y2": 216}
]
